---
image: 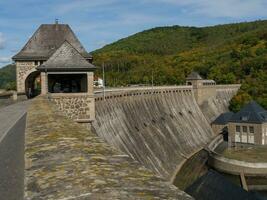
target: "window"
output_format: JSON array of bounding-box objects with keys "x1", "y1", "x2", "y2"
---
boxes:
[
  {"x1": 236, "y1": 126, "x2": 240, "y2": 132},
  {"x1": 248, "y1": 134, "x2": 254, "y2": 144},
  {"x1": 249, "y1": 126, "x2": 254, "y2": 133},
  {"x1": 243, "y1": 126, "x2": 248, "y2": 133},
  {"x1": 241, "y1": 133, "x2": 248, "y2": 143},
  {"x1": 34, "y1": 61, "x2": 38, "y2": 66},
  {"x1": 235, "y1": 132, "x2": 241, "y2": 142},
  {"x1": 241, "y1": 116, "x2": 248, "y2": 121},
  {"x1": 48, "y1": 74, "x2": 88, "y2": 93}
]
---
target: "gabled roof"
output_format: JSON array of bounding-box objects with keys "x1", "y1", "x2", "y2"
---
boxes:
[
  {"x1": 37, "y1": 41, "x2": 96, "y2": 72},
  {"x1": 185, "y1": 170, "x2": 263, "y2": 200},
  {"x1": 12, "y1": 24, "x2": 92, "y2": 61},
  {"x1": 186, "y1": 71, "x2": 203, "y2": 80},
  {"x1": 212, "y1": 112, "x2": 234, "y2": 125},
  {"x1": 229, "y1": 101, "x2": 267, "y2": 124}
]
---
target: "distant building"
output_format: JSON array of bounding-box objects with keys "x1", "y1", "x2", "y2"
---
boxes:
[
  {"x1": 228, "y1": 101, "x2": 267, "y2": 145},
  {"x1": 186, "y1": 71, "x2": 216, "y2": 87},
  {"x1": 212, "y1": 101, "x2": 267, "y2": 146},
  {"x1": 186, "y1": 71, "x2": 216, "y2": 105}
]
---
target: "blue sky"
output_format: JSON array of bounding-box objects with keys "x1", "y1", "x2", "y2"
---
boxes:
[{"x1": 0, "y1": 0, "x2": 267, "y2": 67}]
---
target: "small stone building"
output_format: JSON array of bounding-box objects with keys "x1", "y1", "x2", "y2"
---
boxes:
[
  {"x1": 12, "y1": 22, "x2": 93, "y2": 97},
  {"x1": 186, "y1": 71, "x2": 216, "y2": 105},
  {"x1": 12, "y1": 22, "x2": 96, "y2": 121},
  {"x1": 228, "y1": 101, "x2": 267, "y2": 146}
]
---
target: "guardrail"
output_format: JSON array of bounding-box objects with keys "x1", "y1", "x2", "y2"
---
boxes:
[
  {"x1": 0, "y1": 102, "x2": 28, "y2": 200},
  {"x1": 94, "y1": 86, "x2": 194, "y2": 101}
]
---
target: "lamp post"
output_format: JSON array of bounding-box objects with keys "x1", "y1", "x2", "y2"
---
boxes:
[{"x1": 102, "y1": 62, "x2": 105, "y2": 100}]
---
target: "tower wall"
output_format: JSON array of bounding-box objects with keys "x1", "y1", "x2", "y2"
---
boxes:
[{"x1": 16, "y1": 61, "x2": 37, "y2": 94}]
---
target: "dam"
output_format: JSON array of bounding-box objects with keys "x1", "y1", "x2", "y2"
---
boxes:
[
  {"x1": 92, "y1": 85, "x2": 240, "y2": 181},
  {"x1": 3, "y1": 22, "x2": 254, "y2": 199}
]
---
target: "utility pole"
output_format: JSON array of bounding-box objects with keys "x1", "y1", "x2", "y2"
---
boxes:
[{"x1": 102, "y1": 62, "x2": 105, "y2": 100}]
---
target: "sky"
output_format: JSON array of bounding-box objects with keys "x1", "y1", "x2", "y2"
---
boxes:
[{"x1": 0, "y1": 0, "x2": 267, "y2": 67}]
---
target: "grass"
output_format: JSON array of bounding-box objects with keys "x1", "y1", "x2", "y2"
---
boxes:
[{"x1": 222, "y1": 146, "x2": 267, "y2": 163}]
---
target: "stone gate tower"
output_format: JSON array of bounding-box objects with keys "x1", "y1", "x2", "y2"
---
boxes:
[{"x1": 12, "y1": 22, "x2": 96, "y2": 122}]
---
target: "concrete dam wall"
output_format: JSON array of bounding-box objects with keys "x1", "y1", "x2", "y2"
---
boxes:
[
  {"x1": 199, "y1": 85, "x2": 241, "y2": 123},
  {"x1": 93, "y1": 86, "x2": 218, "y2": 180}
]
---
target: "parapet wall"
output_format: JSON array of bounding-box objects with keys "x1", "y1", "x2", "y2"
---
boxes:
[
  {"x1": 48, "y1": 93, "x2": 95, "y2": 122},
  {"x1": 207, "y1": 135, "x2": 267, "y2": 176},
  {"x1": 93, "y1": 86, "x2": 215, "y2": 180}
]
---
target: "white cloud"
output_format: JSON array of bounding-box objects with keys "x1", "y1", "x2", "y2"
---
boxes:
[
  {"x1": 0, "y1": 57, "x2": 11, "y2": 64},
  {"x1": 150, "y1": 0, "x2": 267, "y2": 18},
  {"x1": 0, "y1": 33, "x2": 5, "y2": 49}
]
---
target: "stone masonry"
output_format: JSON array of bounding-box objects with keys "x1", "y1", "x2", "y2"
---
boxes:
[
  {"x1": 16, "y1": 61, "x2": 37, "y2": 94},
  {"x1": 50, "y1": 94, "x2": 95, "y2": 121}
]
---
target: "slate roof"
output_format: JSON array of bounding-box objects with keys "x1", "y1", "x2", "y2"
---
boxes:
[
  {"x1": 229, "y1": 101, "x2": 267, "y2": 124},
  {"x1": 186, "y1": 71, "x2": 203, "y2": 80},
  {"x1": 212, "y1": 112, "x2": 234, "y2": 125},
  {"x1": 12, "y1": 24, "x2": 92, "y2": 61},
  {"x1": 37, "y1": 41, "x2": 96, "y2": 72},
  {"x1": 185, "y1": 170, "x2": 264, "y2": 200}
]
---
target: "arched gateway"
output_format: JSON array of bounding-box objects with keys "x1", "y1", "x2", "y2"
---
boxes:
[
  {"x1": 24, "y1": 70, "x2": 41, "y2": 98},
  {"x1": 12, "y1": 22, "x2": 96, "y2": 121}
]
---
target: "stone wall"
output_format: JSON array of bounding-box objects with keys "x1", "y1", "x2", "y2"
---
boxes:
[
  {"x1": 49, "y1": 94, "x2": 95, "y2": 121},
  {"x1": 228, "y1": 122, "x2": 262, "y2": 145},
  {"x1": 93, "y1": 86, "x2": 215, "y2": 181},
  {"x1": 212, "y1": 124, "x2": 226, "y2": 135},
  {"x1": 16, "y1": 61, "x2": 37, "y2": 94}
]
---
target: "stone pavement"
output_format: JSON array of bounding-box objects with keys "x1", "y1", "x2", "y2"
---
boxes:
[{"x1": 25, "y1": 97, "x2": 192, "y2": 200}]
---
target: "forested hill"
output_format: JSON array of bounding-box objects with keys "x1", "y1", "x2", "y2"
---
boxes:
[
  {"x1": 0, "y1": 64, "x2": 16, "y2": 90},
  {"x1": 92, "y1": 20, "x2": 267, "y2": 111}
]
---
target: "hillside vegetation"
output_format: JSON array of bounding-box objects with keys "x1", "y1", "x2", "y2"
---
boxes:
[
  {"x1": 0, "y1": 20, "x2": 266, "y2": 111},
  {"x1": 0, "y1": 64, "x2": 16, "y2": 90},
  {"x1": 92, "y1": 20, "x2": 267, "y2": 111}
]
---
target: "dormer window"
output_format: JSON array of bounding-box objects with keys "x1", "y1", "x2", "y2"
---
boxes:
[
  {"x1": 260, "y1": 112, "x2": 267, "y2": 120},
  {"x1": 241, "y1": 116, "x2": 248, "y2": 121}
]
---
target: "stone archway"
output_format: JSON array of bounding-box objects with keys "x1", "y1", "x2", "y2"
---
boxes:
[{"x1": 25, "y1": 71, "x2": 41, "y2": 98}]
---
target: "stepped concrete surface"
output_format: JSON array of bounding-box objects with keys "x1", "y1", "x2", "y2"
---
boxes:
[
  {"x1": 93, "y1": 87, "x2": 215, "y2": 181},
  {"x1": 200, "y1": 86, "x2": 240, "y2": 123},
  {"x1": 25, "y1": 97, "x2": 192, "y2": 200}
]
